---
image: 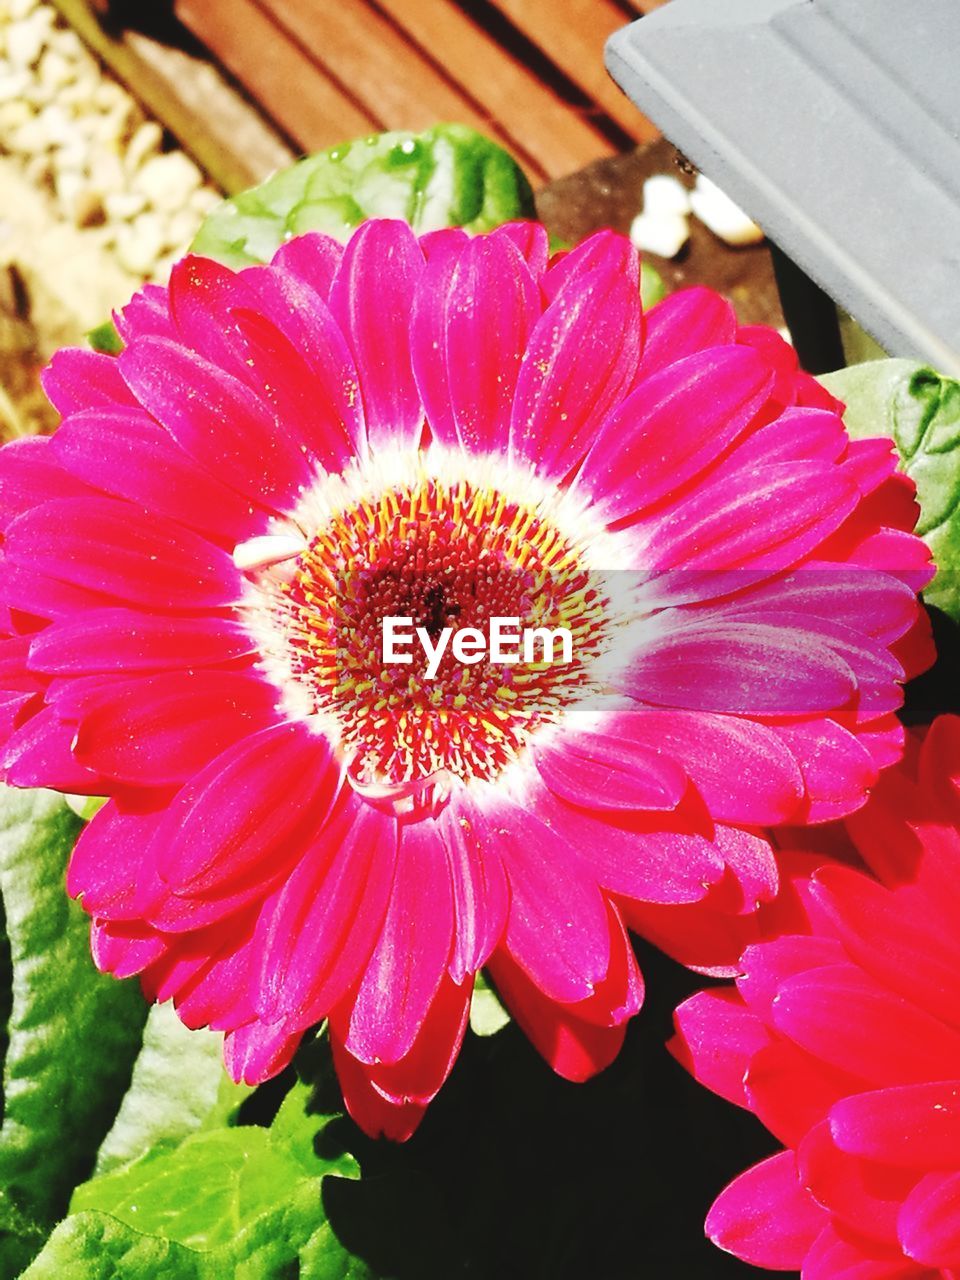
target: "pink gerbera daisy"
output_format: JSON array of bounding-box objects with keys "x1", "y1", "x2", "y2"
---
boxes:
[
  {"x1": 674, "y1": 716, "x2": 960, "y2": 1278},
  {"x1": 0, "y1": 219, "x2": 931, "y2": 1137}
]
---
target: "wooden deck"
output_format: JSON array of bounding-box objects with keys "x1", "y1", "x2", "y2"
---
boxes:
[{"x1": 171, "y1": 0, "x2": 668, "y2": 185}]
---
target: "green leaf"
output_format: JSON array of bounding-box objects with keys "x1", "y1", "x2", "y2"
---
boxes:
[
  {"x1": 63, "y1": 794, "x2": 106, "y2": 822},
  {"x1": 192, "y1": 124, "x2": 536, "y2": 268},
  {"x1": 0, "y1": 787, "x2": 147, "y2": 1236},
  {"x1": 25, "y1": 1081, "x2": 364, "y2": 1280},
  {"x1": 640, "y1": 260, "x2": 667, "y2": 309},
  {"x1": 93, "y1": 1004, "x2": 251, "y2": 1176},
  {"x1": 85, "y1": 321, "x2": 123, "y2": 355},
  {"x1": 822, "y1": 359, "x2": 960, "y2": 619},
  {"x1": 469, "y1": 971, "x2": 510, "y2": 1037}
]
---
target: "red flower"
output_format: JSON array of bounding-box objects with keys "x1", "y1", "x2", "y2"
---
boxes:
[
  {"x1": 0, "y1": 219, "x2": 931, "y2": 1137},
  {"x1": 674, "y1": 716, "x2": 960, "y2": 1277}
]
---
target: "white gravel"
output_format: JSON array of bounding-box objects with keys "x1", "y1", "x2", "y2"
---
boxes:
[
  {"x1": 0, "y1": 0, "x2": 221, "y2": 283},
  {"x1": 0, "y1": 0, "x2": 227, "y2": 435}
]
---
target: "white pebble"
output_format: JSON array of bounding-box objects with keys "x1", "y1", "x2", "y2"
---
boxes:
[
  {"x1": 8, "y1": 0, "x2": 39, "y2": 20},
  {"x1": 629, "y1": 210, "x2": 690, "y2": 259},
  {"x1": 88, "y1": 150, "x2": 126, "y2": 194},
  {"x1": 55, "y1": 167, "x2": 103, "y2": 226},
  {"x1": 125, "y1": 120, "x2": 163, "y2": 172},
  {"x1": 165, "y1": 207, "x2": 200, "y2": 250},
  {"x1": 690, "y1": 175, "x2": 764, "y2": 246},
  {"x1": 49, "y1": 25, "x2": 85, "y2": 60},
  {"x1": 5, "y1": 8, "x2": 53, "y2": 67},
  {"x1": 36, "y1": 102, "x2": 76, "y2": 147},
  {"x1": 642, "y1": 174, "x2": 691, "y2": 217},
  {"x1": 134, "y1": 150, "x2": 202, "y2": 210},
  {"x1": 104, "y1": 189, "x2": 148, "y2": 221},
  {"x1": 38, "y1": 48, "x2": 74, "y2": 91},
  {"x1": 0, "y1": 98, "x2": 31, "y2": 131},
  {"x1": 10, "y1": 116, "x2": 50, "y2": 153},
  {"x1": 189, "y1": 186, "x2": 221, "y2": 216},
  {"x1": 52, "y1": 139, "x2": 88, "y2": 172},
  {"x1": 116, "y1": 212, "x2": 166, "y2": 275},
  {"x1": 0, "y1": 65, "x2": 30, "y2": 102}
]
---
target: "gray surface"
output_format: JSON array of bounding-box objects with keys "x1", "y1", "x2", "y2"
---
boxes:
[{"x1": 606, "y1": 0, "x2": 960, "y2": 376}]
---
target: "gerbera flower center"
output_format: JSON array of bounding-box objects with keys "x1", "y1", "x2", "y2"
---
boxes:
[{"x1": 243, "y1": 457, "x2": 615, "y2": 800}]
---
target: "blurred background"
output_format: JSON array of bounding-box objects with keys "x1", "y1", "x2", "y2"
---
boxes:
[{"x1": 0, "y1": 0, "x2": 784, "y2": 441}]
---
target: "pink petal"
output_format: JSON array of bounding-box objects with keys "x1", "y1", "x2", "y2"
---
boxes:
[
  {"x1": 489, "y1": 905, "x2": 642, "y2": 1081},
  {"x1": 1, "y1": 704, "x2": 103, "y2": 792},
  {"x1": 28, "y1": 610, "x2": 255, "y2": 675},
  {"x1": 41, "y1": 347, "x2": 139, "y2": 415},
  {"x1": 237, "y1": 264, "x2": 365, "y2": 458},
  {"x1": 119, "y1": 337, "x2": 312, "y2": 513},
  {"x1": 772, "y1": 966, "x2": 960, "y2": 1086},
  {"x1": 229, "y1": 307, "x2": 359, "y2": 474},
  {"x1": 167, "y1": 255, "x2": 262, "y2": 370},
  {"x1": 339, "y1": 972, "x2": 471, "y2": 1109},
  {"x1": 490, "y1": 221, "x2": 550, "y2": 275},
  {"x1": 622, "y1": 876, "x2": 762, "y2": 973},
  {"x1": 899, "y1": 1172, "x2": 960, "y2": 1268},
  {"x1": 620, "y1": 620, "x2": 857, "y2": 716},
  {"x1": 541, "y1": 229, "x2": 639, "y2": 300},
  {"x1": 745, "y1": 1039, "x2": 862, "y2": 1147},
  {"x1": 329, "y1": 1033, "x2": 427, "y2": 1142},
  {"x1": 255, "y1": 791, "x2": 397, "y2": 1023},
  {"x1": 799, "y1": 1120, "x2": 910, "y2": 1245},
  {"x1": 727, "y1": 405, "x2": 847, "y2": 467},
  {"x1": 737, "y1": 935, "x2": 849, "y2": 1020},
  {"x1": 223, "y1": 1019, "x2": 302, "y2": 1086},
  {"x1": 830, "y1": 1083, "x2": 960, "y2": 1169},
  {"x1": 174, "y1": 914, "x2": 261, "y2": 1031},
  {"x1": 0, "y1": 436, "x2": 94, "y2": 528},
  {"x1": 777, "y1": 716, "x2": 890, "y2": 824},
  {"x1": 509, "y1": 257, "x2": 641, "y2": 473},
  {"x1": 532, "y1": 724, "x2": 688, "y2": 813},
  {"x1": 328, "y1": 219, "x2": 424, "y2": 450},
  {"x1": 575, "y1": 346, "x2": 773, "y2": 522},
  {"x1": 71, "y1": 670, "x2": 280, "y2": 787},
  {"x1": 723, "y1": 569, "x2": 920, "y2": 647},
  {"x1": 269, "y1": 230, "x2": 343, "y2": 297},
  {"x1": 803, "y1": 1226, "x2": 924, "y2": 1280},
  {"x1": 345, "y1": 817, "x2": 453, "y2": 1065},
  {"x1": 705, "y1": 1150, "x2": 824, "y2": 1270},
  {"x1": 636, "y1": 286, "x2": 737, "y2": 377},
  {"x1": 435, "y1": 790, "x2": 509, "y2": 983},
  {"x1": 637, "y1": 461, "x2": 860, "y2": 572},
  {"x1": 594, "y1": 707, "x2": 804, "y2": 825},
  {"x1": 670, "y1": 988, "x2": 770, "y2": 1108},
  {"x1": 411, "y1": 233, "x2": 539, "y2": 452},
  {"x1": 153, "y1": 721, "x2": 340, "y2": 897},
  {"x1": 478, "y1": 792, "x2": 613, "y2": 1001},
  {"x1": 50, "y1": 409, "x2": 269, "y2": 546},
  {"x1": 528, "y1": 782, "x2": 724, "y2": 904},
  {"x1": 67, "y1": 797, "x2": 167, "y2": 917},
  {"x1": 810, "y1": 865, "x2": 960, "y2": 1026},
  {"x1": 4, "y1": 497, "x2": 240, "y2": 609},
  {"x1": 0, "y1": 563, "x2": 124, "y2": 621},
  {"x1": 91, "y1": 916, "x2": 168, "y2": 978},
  {"x1": 113, "y1": 282, "x2": 176, "y2": 344}
]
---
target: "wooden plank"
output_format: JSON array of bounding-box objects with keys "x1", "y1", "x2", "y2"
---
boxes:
[
  {"x1": 485, "y1": 0, "x2": 659, "y2": 139},
  {"x1": 374, "y1": 0, "x2": 615, "y2": 179},
  {"x1": 175, "y1": 0, "x2": 378, "y2": 153},
  {"x1": 257, "y1": 0, "x2": 501, "y2": 145},
  {"x1": 47, "y1": 0, "x2": 290, "y2": 192}
]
